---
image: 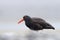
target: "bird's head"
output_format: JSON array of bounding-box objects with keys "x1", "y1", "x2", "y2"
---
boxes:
[{"x1": 18, "y1": 15, "x2": 31, "y2": 24}]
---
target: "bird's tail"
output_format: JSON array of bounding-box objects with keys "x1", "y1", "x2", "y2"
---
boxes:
[
  {"x1": 44, "y1": 26, "x2": 55, "y2": 30},
  {"x1": 43, "y1": 23, "x2": 55, "y2": 30}
]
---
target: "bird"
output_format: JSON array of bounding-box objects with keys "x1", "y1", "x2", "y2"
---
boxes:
[{"x1": 18, "y1": 15, "x2": 55, "y2": 31}]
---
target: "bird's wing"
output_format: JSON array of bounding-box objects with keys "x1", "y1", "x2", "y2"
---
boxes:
[
  {"x1": 31, "y1": 22, "x2": 43, "y2": 30},
  {"x1": 31, "y1": 17, "x2": 46, "y2": 23},
  {"x1": 31, "y1": 18, "x2": 55, "y2": 29},
  {"x1": 31, "y1": 18, "x2": 45, "y2": 29}
]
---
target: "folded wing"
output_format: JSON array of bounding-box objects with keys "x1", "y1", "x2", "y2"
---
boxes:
[{"x1": 31, "y1": 18, "x2": 55, "y2": 30}]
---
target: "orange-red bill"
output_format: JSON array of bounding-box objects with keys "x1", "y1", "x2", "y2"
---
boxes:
[{"x1": 18, "y1": 18, "x2": 24, "y2": 24}]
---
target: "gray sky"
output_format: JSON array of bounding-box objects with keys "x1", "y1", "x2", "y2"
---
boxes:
[{"x1": 0, "y1": 0, "x2": 60, "y2": 31}]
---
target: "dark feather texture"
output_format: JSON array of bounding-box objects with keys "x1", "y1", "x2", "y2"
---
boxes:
[{"x1": 23, "y1": 15, "x2": 55, "y2": 31}]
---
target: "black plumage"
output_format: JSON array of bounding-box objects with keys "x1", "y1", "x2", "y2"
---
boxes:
[{"x1": 18, "y1": 15, "x2": 55, "y2": 31}]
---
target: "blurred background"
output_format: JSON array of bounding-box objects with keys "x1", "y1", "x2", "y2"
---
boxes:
[{"x1": 0, "y1": 0, "x2": 60, "y2": 40}]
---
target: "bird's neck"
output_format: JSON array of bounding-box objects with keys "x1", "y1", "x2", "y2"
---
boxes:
[
  {"x1": 25, "y1": 20, "x2": 32, "y2": 28},
  {"x1": 25, "y1": 18, "x2": 32, "y2": 26},
  {"x1": 25, "y1": 19, "x2": 32, "y2": 24}
]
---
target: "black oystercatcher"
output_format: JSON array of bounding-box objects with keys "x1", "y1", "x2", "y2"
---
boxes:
[{"x1": 18, "y1": 15, "x2": 55, "y2": 31}]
